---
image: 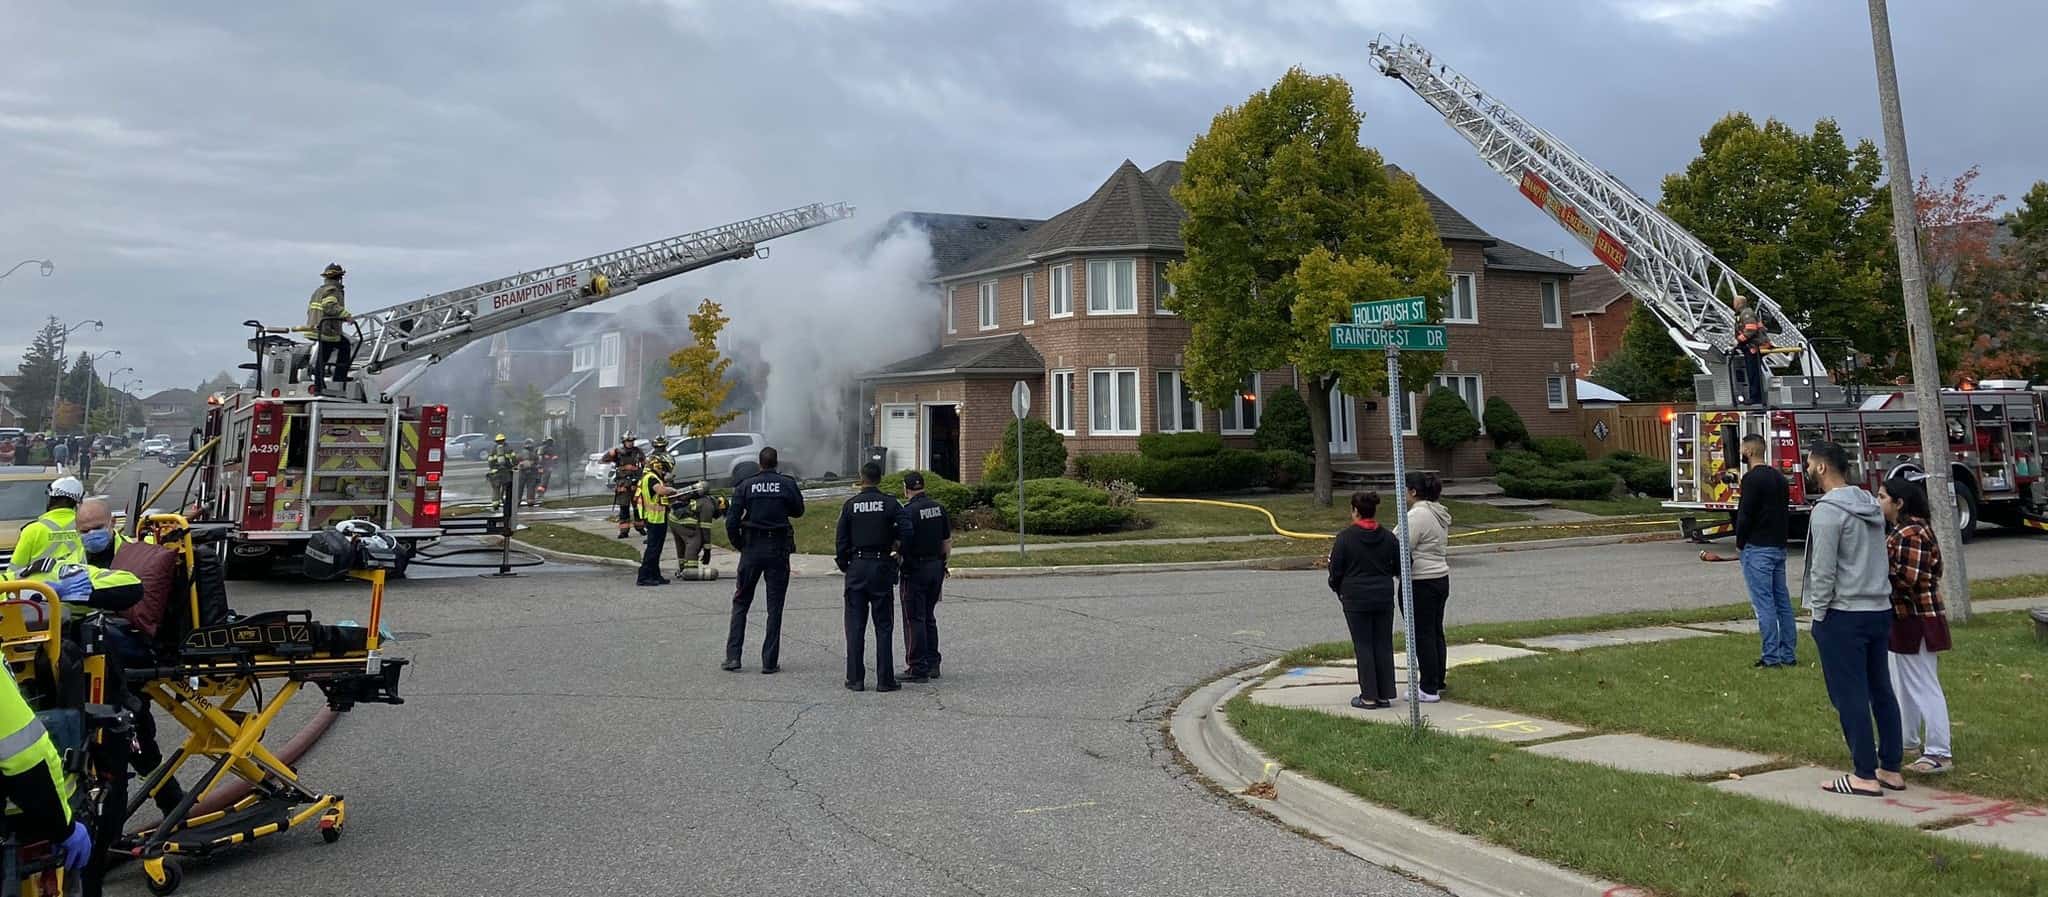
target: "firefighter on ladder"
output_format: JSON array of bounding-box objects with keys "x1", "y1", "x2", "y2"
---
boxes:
[
  {"x1": 1733, "y1": 294, "x2": 1769, "y2": 408},
  {"x1": 604, "y1": 434, "x2": 647, "y2": 539},
  {"x1": 305, "y1": 263, "x2": 353, "y2": 395}
]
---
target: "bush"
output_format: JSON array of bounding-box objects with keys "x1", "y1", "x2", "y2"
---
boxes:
[
  {"x1": 1258, "y1": 450, "x2": 1312, "y2": 491},
  {"x1": 1072, "y1": 449, "x2": 1286, "y2": 494},
  {"x1": 877, "y1": 470, "x2": 973, "y2": 518},
  {"x1": 1529, "y1": 436, "x2": 1588, "y2": 463},
  {"x1": 1489, "y1": 449, "x2": 1618, "y2": 500},
  {"x1": 1482, "y1": 397, "x2": 1529, "y2": 449},
  {"x1": 1255, "y1": 385, "x2": 1315, "y2": 455},
  {"x1": 1137, "y1": 431, "x2": 1224, "y2": 460},
  {"x1": 1418, "y1": 389, "x2": 1480, "y2": 450},
  {"x1": 982, "y1": 418, "x2": 1069, "y2": 483},
  {"x1": 991, "y1": 478, "x2": 1135, "y2": 534},
  {"x1": 1601, "y1": 450, "x2": 1673, "y2": 498}
]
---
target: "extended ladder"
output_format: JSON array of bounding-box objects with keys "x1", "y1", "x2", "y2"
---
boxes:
[
  {"x1": 351, "y1": 202, "x2": 854, "y2": 390},
  {"x1": 1367, "y1": 36, "x2": 1826, "y2": 383}
]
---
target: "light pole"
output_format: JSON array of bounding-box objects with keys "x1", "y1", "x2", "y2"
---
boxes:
[
  {"x1": 48, "y1": 320, "x2": 104, "y2": 432},
  {"x1": 80, "y1": 354, "x2": 124, "y2": 443},
  {"x1": 119, "y1": 377, "x2": 144, "y2": 433},
  {"x1": 0, "y1": 259, "x2": 53, "y2": 284}
]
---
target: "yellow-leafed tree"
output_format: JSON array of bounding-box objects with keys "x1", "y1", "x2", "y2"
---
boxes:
[{"x1": 660, "y1": 299, "x2": 743, "y2": 483}]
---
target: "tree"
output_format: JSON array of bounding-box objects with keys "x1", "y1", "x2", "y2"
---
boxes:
[
  {"x1": 660, "y1": 299, "x2": 742, "y2": 481},
  {"x1": 502, "y1": 383, "x2": 548, "y2": 437},
  {"x1": 2008, "y1": 181, "x2": 2048, "y2": 242},
  {"x1": 1481, "y1": 396, "x2": 1528, "y2": 449},
  {"x1": 1172, "y1": 68, "x2": 1451, "y2": 506},
  {"x1": 1591, "y1": 303, "x2": 1695, "y2": 402},
  {"x1": 15, "y1": 317, "x2": 68, "y2": 430},
  {"x1": 1916, "y1": 167, "x2": 2043, "y2": 382},
  {"x1": 1253, "y1": 385, "x2": 1314, "y2": 455},
  {"x1": 1659, "y1": 114, "x2": 1900, "y2": 382},
  {"x1": 1417, "y1": 388, "x2": 1480, "y2": 454}
]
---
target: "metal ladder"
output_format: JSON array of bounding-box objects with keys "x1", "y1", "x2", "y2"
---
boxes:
[{"x1": 1367, "y1": 36, "x2": 1824, "y2": 381}]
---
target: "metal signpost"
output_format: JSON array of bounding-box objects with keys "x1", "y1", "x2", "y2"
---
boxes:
[
  {"x1": 1333, "y1": 297, "x2": 1449, "y2": 732},
  {"x1": 1012, "y1": 381, "x2": 1030, "y2": 559}
]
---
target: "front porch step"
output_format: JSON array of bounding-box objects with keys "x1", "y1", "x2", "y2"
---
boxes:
[{"x1": 1440, "y1": 480, "x2": 1505, "y2": 499}]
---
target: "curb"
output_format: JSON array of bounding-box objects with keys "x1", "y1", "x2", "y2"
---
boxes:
[
  {"x1": 1171, "y1": 667, "x2": 1631, "y2": 897},
  {"x1": 507, "y1": 537, "x2": 640, "y2": 569}
]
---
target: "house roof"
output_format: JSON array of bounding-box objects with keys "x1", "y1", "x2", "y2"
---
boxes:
[
  {"x1": 862, "y1": 333, "x2": 1045, "y2": 380},
  {"x1": 1570, "y1": 264, "x2": 1632, "y2": 314},
  {"x1": 543, "y1": 370, "x2": 593, "y2": 398},
  {"x1": 1575, "y1": 379, "x2": 1630, "y2": 403},
  {"x1": 1142, "y1": 159, "x2": 1495, "y2": 245},
  {"x1": 886, "y1": 212, "x2": 1044, "y2": 277},
  {"x1": 142, "y1": 388, "x2": 198, "y2": 406},
  {"x1": 945, "y1": 160, "x2": 1186, "y2": 279},
  {"x1": 1482, "y1": 238, "x2": 1582, "y2": 275}
]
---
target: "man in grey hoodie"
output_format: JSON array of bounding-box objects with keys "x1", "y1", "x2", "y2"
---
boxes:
[{"x1": 1800, "y1": 441, "x2": 1905, "y2": 797}]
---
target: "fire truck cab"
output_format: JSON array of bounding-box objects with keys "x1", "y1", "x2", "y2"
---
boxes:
[{"x1": 1669, "y1": 383, "x2": 2047, "y2": 541}]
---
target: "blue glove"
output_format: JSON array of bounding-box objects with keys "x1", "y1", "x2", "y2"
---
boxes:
[
  {"x1": 59, "y1": 821, "x2": 91, "y2": 871},
  {"x1": 53, "y1": 571, "x2": 93, "y2": 603}
]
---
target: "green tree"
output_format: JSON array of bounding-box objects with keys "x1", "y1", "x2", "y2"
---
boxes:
[
  {"x1": 504, "y1": 383, "x2": 547, "y2": 437},
  {"x1": 1172, "y1": 67, "x2": 1451, "y2": 506},
  {"x1": 2008, "y1": 181, "x2": 2048, "y2": 242},
  {"x1": 1917, "y1": 167, "x2": 2043, "y2": 382},
  {"x1": 660, "y1": 299, "x2": 742, "y2": 481},
  {"x1": 15, "y1": 317, "x2": 68, "y2": 430},
  {"x1": 1658, "y1": 114, "x2": 1899, "y2": 382},
  {"x1": 1481, "y1": 396, "x2": 1528, "y2": 449},
  {"x1": 1254, "y1": 385, "x2": 1315, "y2": 455},
  {"x1": 1417, "y1": 388, "x2": 1479, "y2": 451},
  {"x1": 983, "y1": 418, "x2": 1067, "y2": 483},
  {"x1": 1591, "y1": 303, "x2": 1696, "y2": 402}
]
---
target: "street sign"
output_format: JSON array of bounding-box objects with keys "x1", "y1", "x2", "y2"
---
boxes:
[
  {"x1": 1011, "y1": 381, "x2": 1031, "y2": 419},
  {"x1": 1351, "y1": 296, "x2": 1429, "y2": 326},
  {"x1": 1329, "y1": 323, "x2": 1449, "y2": 352}
]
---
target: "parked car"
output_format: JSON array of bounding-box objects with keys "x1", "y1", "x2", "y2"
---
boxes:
[
  {"x1": 583, "y1": 438, "x2": 653, "y2": 483},
  {"x1": 141, "y1": 436, "x2": 172, "y2": 457},
  {"x1": 447, "y1": 432, "x2": 488, "y2": 460},
  {"x1": 0, "y1": 467, "x2": 60, "y2": 554},
  {"x1": 592, "y1": 433, "x2": 783, "y2": 487}
]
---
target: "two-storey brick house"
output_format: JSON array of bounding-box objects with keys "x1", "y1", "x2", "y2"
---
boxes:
[{"x1": 863, "y1": 159, "x2": 1583, "y2": 482}]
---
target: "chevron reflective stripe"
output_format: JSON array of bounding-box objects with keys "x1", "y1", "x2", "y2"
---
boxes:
[
  {"x1": 317, "y1": 453, "x2": 384, "y2": 471},
  {"x1": 0, "y1": 719, "x2": 48, "y2": 759},
  {"x1": 401, "y1": 421, "x2": 419, "y2": 471},
  {"x1": 394, "y1": 495, "x2": 415, "y2": 527}
]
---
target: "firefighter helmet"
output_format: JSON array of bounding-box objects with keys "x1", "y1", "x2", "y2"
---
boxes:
[
  {"x1": 322, "y1": 263, "x2": 345, "y2": 278},
  {"x1": 652, "y1": 436, "x2": 669, "y2": 451},
  {"x1": 47, "y1": 476, "x2": 86, "y2": 501},
  {"x1": 649, "y1": 455, "x2": 673, "y2": 474},
  {"x1": 494, "y1": 433, "x2": 506, "y2": 442}
]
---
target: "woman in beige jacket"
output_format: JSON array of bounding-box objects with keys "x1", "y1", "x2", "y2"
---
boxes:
[{"x1": 1404, "y1": 471, "x2": 1453, "y2": 702}]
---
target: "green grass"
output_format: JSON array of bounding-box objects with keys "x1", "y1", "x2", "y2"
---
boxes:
[
  {"x1": 514, "y1": 522, "x2": 639, "y2": 561},
  {"x1": 1455, "y1": 609, "x2": 2048, "y2": 804},
  {"x1": 1976, "y1": 573, "x2": 2048, "y2": 602},
  {"x1": 1551, "y1": 496, "x2": 1672, "y2": 516},
  {"x1": 1275, "y1": 602, "x2": 1764, "y2": 668},
  {"x1": 1229, "y1": 697, "x2": 2048, "y2": 897},
  {"x1": 539, "y1": 493, "x2": 617, "y2": 510}
]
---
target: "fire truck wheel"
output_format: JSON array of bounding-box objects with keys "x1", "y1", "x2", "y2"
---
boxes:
[{"x1": 1955, "y1": 480, "x2": 1979, "y2": 543}]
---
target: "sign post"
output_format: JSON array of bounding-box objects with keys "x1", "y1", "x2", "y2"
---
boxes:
[{"x1": 1011, "y1": 381, "x2": 1030, "y2": 560}]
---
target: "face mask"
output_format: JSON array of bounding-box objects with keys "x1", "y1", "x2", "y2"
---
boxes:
[{"x1": 82, "y1": 529, "x2": 113, "y2": 553}]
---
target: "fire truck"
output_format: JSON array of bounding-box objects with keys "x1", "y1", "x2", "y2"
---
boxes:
[
  {"x1": 190, "y1": 203, "x2": 854, "y2": 572},
  {"x1": 1367, "y1": 37, "x2": 2048, "y2": 541}
]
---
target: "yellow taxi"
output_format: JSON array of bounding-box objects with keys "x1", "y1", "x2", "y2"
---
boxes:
[{"x1": 0, "y1": 467, "x2": 61, "y2": 556}]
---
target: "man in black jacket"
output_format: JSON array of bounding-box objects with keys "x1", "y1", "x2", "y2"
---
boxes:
[{"x1": 1734, "y1": 434, "x2": 1796, "y2": 667}]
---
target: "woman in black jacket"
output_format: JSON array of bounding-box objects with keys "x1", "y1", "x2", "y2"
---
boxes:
[{"x1": 1329, "y1": 490, "x2": 1401, "y2": 709}]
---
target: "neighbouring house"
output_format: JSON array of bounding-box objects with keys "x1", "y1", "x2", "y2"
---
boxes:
[
  {"x1": 141, "y1": 388, "x2": 201, "y2": 438},
  {"x1": 861, "y1": 158, "x2": 1583, "y2": 482},
  {"x1": 1569, "y1": 263, "x2": 1635, "y2": 375},
  {"x1": 0, "y1": 376, "x2": 22, "y2": 427}
]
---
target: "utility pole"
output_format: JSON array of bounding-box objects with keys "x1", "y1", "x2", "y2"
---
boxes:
[{"x1": 1867, "y1": 0, "x2": 1970, "y2": 621}]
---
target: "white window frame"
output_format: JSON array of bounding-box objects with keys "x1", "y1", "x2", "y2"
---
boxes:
[
  {"x1": 1154, "y1": 261, "x2": 1177, "y2": 316},
  {"x1": 571, "y1": 344, "x2": 596, "y2": 372},
  {"x1": 598, "y1": 333, "x2": 622, "y2": 388},
  {"x1": 1540, "y1": 280, "x2": 1563, "y2": 329},
  {"x1": 1049, "y1": 370, "x2": 1074, "y2": 435},
  {"x1": 1445, "y1": 272, "x2": 1478, "y2": 324},
  {"x1": 1219, "y1": 373, "x2": 1261, "y2": 436},
  {"x1": 1088, "y1": 368, "x2": 1140, "y2": 436},
  {"x1": 978, "y1": 280, "x2": 999, "y2": 331},
  {"x1": 1155, "y1": 370, "x2": 1203, "y2": 433},
  {"x1": 945, "y1": 285, "x2": 956, "y2": 334},
  {"x1": 1022, "y1": 273, "x2": 1036, "y2": 325},
  {"x1": 1050, "y1": 265, "x2": 1073, "y2": 318},
  {"x1": 1086, "y1": 258, "x2": 1137, "y2": 315},
  {"x1": 1395, "y1": 391, "x2": 1419, "y2": 437},
  {"x1": 1434, "y1": 373, "x2": 1485, "y2": 433},
  {"x1": 1546, "y1": 375, "x2": 1569, "y2": 410}
]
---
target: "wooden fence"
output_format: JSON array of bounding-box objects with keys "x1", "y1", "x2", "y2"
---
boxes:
[{"x1": 1578, "y1": 402, "x2": 1693, "y2": 460}]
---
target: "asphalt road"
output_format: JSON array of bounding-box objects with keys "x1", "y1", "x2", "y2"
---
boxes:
[{"x1": 95, "y1": 522, "x2": 2048, "y2": 896}]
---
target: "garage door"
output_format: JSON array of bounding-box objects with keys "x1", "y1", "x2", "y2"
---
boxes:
[{"x1": 880, "y1": 405, "x2": 917, "y2": 473}]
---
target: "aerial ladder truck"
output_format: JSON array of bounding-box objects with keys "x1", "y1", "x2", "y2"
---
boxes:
[
  {"x1": 1368, "y1": 36, "x2": 2047, "y2": 539},
  {"x1": 189, "y1": 203, "x2": 854, "y2": 572}
]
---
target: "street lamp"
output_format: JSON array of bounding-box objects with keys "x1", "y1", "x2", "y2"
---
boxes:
[
  {"x1": 48, "y1": 319, "x2": 104, "y2": 432},
  {"x1": 0, "y1": 259, "x2": 53, "y2": 283},
  {"x1": 80, "y1": 351, "x2": 122, "y2": 442}
]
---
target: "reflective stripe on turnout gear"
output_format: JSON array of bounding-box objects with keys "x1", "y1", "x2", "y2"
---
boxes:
[{"x1": 0, "y1": 718, "x2": 48, "y2": 763}]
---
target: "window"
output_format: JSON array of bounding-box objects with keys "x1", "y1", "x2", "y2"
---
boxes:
[
  {"x1": 978, "y1": 280, "x2": 999, "y2": 330},
  {"x1": 1220, "y1": 374, "x2": 1261, "y2": 434},
  {"x1": 1393, "y1": 391, "x2": 1418, "y2": 437},
  {"x1": 495, "y1": 353, "x2": 512, "y2": 382},
  {"x1": 1050, "y1": 265, "x2": 1073, "y2": 317},
  {"x1": 1089, "y1": 369, "x2": 1139, "y2": 435},
  {"x1": 671, "y1": 437, "x2": 703, "y2": 456},
  {"x1": 598, "y1": 333, "x2": 622, "y2": 388},
  {"x1": 1434, "y1": 373, "x2": 1484, "y2": 432},
  {"x1": 1546, "y1": 375, "x2": 1569, "y2": 409},
  {"x1": 1156, "y1": 370, "x2": 1202, "y2": 432},
  {"x1": 706, "y1": 434, "x2": 752, "y2": 451},
  {"x1": 945, "y1": 285, "x2": 956, "y2": 333},
  {"x1": 1540, "y1": 280, "x2": 1562, "y2": 328},
  {"x1": 572, "y1": 344, "x2": 596, "y2": 372},
  {"x1": 1154, "y1": 261, "x2": 1177, "y2": 315},
  {"x1": 1087, "y1": 258, "x2": 1137, "y2": 314},
  {"x1": 1445, "y1": 272, "x2": 1477, "y2": 324},
  {"x1": 1050, "y1": 370, "x2": 1075, "y2": 434},
  {"x1": 1022, "y1": 274, "x2": 1036, "y2": 324}
]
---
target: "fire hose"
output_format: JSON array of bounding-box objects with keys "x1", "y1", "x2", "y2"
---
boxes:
[{"x1": 1133, "y1": 497, "x2": 1679, "y2": 542}]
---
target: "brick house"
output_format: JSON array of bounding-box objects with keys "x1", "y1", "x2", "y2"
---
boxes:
[
  {"x1": 862, "y1": 159, "x2": 1583, "y2": 482},
  {"x1": 1569, "y1": 263, "x2": 1635, "y2": 375}
]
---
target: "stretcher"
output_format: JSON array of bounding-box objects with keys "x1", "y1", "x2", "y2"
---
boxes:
[{"x1": 114, "y1": 515, "x2": 408, "y2": 896}]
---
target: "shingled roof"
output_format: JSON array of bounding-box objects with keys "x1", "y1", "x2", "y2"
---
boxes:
[
  {"x1": 883, "y1": 212, "x2": 1044, "y2": 277},
  {"x1": 1483, "y1": 238, "x2": 1583, "y2": 275},
  {"x1": 861, "y1": 333, "x2": 1045, "y2": 380},
  {"x1": 1570, "y1": 264, "x2": 1633, "y2": 314},
  {"x1": 945, "y1": 161, "x2": 1186, "y2": 278}
]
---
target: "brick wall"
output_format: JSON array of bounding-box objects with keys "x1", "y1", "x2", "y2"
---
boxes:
[{"x1": 1571, "y1": 294, "x2": 1634, "y2": 373}]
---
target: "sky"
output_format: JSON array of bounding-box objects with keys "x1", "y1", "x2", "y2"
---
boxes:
[{"x1": 1, "y1": 0, "x2": 2041, "y2": 396}]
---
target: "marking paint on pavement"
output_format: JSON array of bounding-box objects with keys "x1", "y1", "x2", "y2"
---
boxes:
[
  {"x1": 1014, "y1": 800, "x2": 1098, "y2": 815},
  {"x1": 1451, "y1": 714, "x2": 1548, "y2": 736}
]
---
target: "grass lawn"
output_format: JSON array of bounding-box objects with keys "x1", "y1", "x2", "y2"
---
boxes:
[
  {"x1": 1229, "y1": 697, "x2": 2048, "y2": 897},
  {"x1": 515, "y1": 522, "x2": 638, "y2": 561},
  {"x1": 1275, "y1": 602, "x2": 1765, "y2": 667},
  {"x1": 1551, "y1": 496, "x2": 1672, "y2": 516},
  {"x1": 539, "y1": 493, "x2": 616, "y2": 510},
  {"x1": 1455, "y1": 609, "x2": 2048, "y2": 804}
]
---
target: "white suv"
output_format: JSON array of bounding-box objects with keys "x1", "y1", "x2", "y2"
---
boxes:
[{"x1": 587, "y1": 433, "x2": 781, "y2": 486}]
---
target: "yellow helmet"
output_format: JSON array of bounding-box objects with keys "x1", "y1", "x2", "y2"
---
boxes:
[{"x1": 494, "y1": 433, "x2": 506, "y2": 442}]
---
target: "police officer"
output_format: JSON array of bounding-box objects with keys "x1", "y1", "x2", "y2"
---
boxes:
[
  {"x1": 723, "y1": 446, "x2": 804, "y2": 673},
  {"x1": 603, "y1": 434, "x2": 647, "y2": 539},
  {"x1": 897, "y1": 471, "x2": 952, "y2": 682},
  {"x1": 484, "y1": 435, "x2": 518, "y2": 510},
  {"x1": 306, "y1": 263, "x2": 353, "y2": 394},
  {"x1": 636, "y1": 455, "x2": 677, "y2": 586},
  {"x1": 11, "y1": 476, "x2": 85, "y2": 569},
  {"x1": 835, "y1": 461, "x2": 912, "y2": 692}
]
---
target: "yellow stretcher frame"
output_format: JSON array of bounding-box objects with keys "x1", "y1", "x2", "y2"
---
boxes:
[{"x1": 0, "y1": 579, "x2": 111, "y2": 897}]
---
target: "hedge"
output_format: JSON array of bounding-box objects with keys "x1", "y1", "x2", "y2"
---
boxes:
[
  {"x1": 982, "y1": 418, "x2": 1069, "y2": 483},
  {"x1": 1073, "y1": 449, "x2": 1308, "y2": 494},
  {"x1": 1255, "y1": 386, "x2": 1315, "y2": 455},
  {"x1": 1418, "y1": 389, "x2": 1480, "y2": 450},
  {"x1": 990, "y1": 478, "x2": 1134, "y2": 534},
  {"x1": 1528, "y1": 436, "x2": 1588, "y2": 463},
  {"x1": 1482, "y1": 397, "x2": 1529, "y2": 449},
  {"x1": 1136, "y1": 431, "x2": 1224, "y2": 459},
  {"x1": 1602, "y1": 450, "x2": 1673, "y2": 498},
  {"x1": 877, "y1": 470, "x2": 973, "y2": 518},
  {"x1": 1491, "y1": 449, "x2": 1618, "y2": 500}
]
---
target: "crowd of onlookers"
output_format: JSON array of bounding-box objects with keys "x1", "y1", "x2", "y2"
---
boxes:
[{"x1": 0, "y1": 433, "x2": 122, "y2": 479}]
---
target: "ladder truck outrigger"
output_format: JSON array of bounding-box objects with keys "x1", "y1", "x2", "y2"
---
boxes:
[
  {"x1": 190, "y1": 203, "x2": 855, "y2": 573},
  {"x1": 1367, "y1": 36, "x2": 2048, "y2": 541}
]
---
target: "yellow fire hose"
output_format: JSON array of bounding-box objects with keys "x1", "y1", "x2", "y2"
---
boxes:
[
  {"x1": 134, "y1": 436, "x2": 221, "y2": 537},
  {"x1": 1133, "y1": 497, "x2": 1680, "y2": 542}
]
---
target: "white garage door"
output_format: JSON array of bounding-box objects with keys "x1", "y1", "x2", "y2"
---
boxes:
[{"x1": 880, "y1": 405, "x2": 917, "y2": 472}]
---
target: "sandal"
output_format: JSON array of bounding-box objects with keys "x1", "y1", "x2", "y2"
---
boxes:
[
  {"x1": 1821, "y1": 775, "x2": 1882, "y2": 797},
  {"x1": 1905, "y1": 756, "x2": 1952, "y2": 775}
]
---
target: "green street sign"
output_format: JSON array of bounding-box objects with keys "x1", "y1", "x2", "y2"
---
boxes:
[
  {"x1": 1351, "y1": 296, "x2": 1429, "y2": 326},
  {"x1": 1330, "y1": 323, "x2": 1449, "y2": 352}
]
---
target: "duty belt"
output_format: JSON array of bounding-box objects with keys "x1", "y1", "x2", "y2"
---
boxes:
[{"x1": 851, "y1": 550, "x2": 890, "y2": 559}]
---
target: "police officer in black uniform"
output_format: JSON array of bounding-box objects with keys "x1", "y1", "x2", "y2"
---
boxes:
[
  {"x1": 897, "y1": 471, "x2": 951, "y2": 682},
  {"x1": 724, "y1": 446, "x2": 805, "y2": 673},
  {"x1": 836, "y1": 461, "x2": 912, "y2": 692}
]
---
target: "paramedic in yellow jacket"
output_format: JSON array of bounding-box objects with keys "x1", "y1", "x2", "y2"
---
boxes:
[
  {"x1": 8, "y1": 497, "x2": 145, "y2": 618},
  {"x1": 0, "y1": 645, "x2": 93, "y2": 872},
  {"x1": 9, "y1": 476, "x2": 86, "y2": 571},
  {"x1": 635, "y1": 455, "x2": 676, "y2": 587}
]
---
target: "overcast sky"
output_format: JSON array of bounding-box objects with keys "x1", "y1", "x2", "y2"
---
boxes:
[{"x1": 2, "y1": 0, "x2": 2039, "y2": 393}]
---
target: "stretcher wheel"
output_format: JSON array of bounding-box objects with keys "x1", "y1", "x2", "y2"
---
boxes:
[
  {"x1": 322, "y1": 825, "x2": 342, "y2": 844},
  {"x1": 320, "y1": 804, "x2": 346, "y2": 843},
  {"x1": 145, "y1": 860, "x2": 183, "y2": 896}
]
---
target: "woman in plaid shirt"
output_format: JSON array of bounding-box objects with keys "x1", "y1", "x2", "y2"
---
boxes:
[{"x1": 1878, "y1": 473, "x2": 1953, "y2": 774}]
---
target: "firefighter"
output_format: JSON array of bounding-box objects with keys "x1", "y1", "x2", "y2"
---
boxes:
[
  {"x1": 1733, "y1": 294, "x2": 1768, "y2": 408},
  {"x1": 671, "y1": 481, "x2": 719, "y2": 580},
  {"x1": 536, "y1": 436, "x2": 560, "y2": 501},
  {"x1": 485, "y1": 435, "x2": 519, "y2": 510},
  {"x1": 0, "y1": 669, "x2": 92, "y2": 874},
  {"x1": 635, "y1": 455, "x2": 677, "y2": 586},
  {"x1": 603, "y1": 434, "x2": 647, "y2": 539},
  {"x1": 518, "y1": 439, "x2": 541, "y2": 507},
  {"x1": 650, "y1": 435, "x2": 671, "y2": 464},
  {"x1": 306, "y1": 263, "x2": 353, "y2": 394},
  {"x1": 10, "y1": 476, "x2": 85, "y2": 570}
]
